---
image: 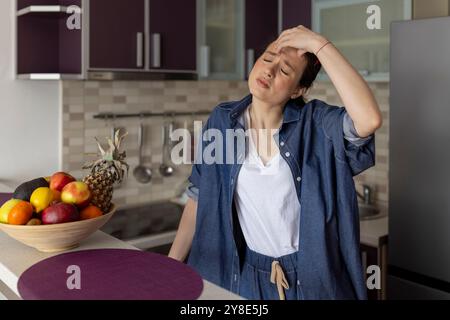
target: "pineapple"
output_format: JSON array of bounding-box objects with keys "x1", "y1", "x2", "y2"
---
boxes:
[{"x1": 82, "y1": 128, "x2": 129, "y2": 212}]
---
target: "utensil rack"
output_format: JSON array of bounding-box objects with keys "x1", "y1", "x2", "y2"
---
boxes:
[{"x1": 93, "y1": 111, "x2": 211, "y2": 120}]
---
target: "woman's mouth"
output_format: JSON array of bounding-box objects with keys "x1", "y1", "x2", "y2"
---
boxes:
[{"x1": 256, "y1": 78, "x2": 270, "y2": 89}]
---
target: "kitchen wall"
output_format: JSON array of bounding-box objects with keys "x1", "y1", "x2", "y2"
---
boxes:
[
  {"x1": 413, "y1": 0, "x2": 450, "y2": 19},
  {"x1": 62, "y1": 80, "x2": 389, "y2": 212},
  {"x1": 0, "y1": 0, "x2": 60, "y2": 184}
]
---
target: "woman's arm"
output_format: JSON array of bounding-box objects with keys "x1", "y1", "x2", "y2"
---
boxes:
[
  {"x1": 168, "y1": 198, "x2": 198, "y2": 262},
  {"x1": 275, "y1": 26, "x2": 383, "y2": 138}
]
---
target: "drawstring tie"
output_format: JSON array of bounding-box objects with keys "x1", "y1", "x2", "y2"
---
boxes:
[{"x1": 270, "y1": 261, "x2": 289, "y2": 300}]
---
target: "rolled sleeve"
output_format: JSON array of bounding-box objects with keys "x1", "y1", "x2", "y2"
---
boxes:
[
  {"x1": 343, "y1": 112, "x2": 373, "y2": 147},
  {"x1": 322, "y1": 106, "x2": 376, "y2": 176},
  {"x1": 188, "y1": 125, "x2": 204, "y2": 189},
  {"x1": 185, "y1": 182, "x2": 199, "y2": 202},
  {"x1": 187, "y1": 115, "x2": 213, "y2": 199}
]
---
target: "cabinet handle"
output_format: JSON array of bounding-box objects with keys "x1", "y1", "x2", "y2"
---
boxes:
[
  {"x1": 136, "y1": 32, "x2": 144, "y2": 68},
  {"x1": 361, "y1": 250, "x2": 368, "y2": 278},
  {"x1": 151, "y1": 33, "x2": 161, "y2": 68},
  {"x1": 247, "y1": 49, "x2": 255, "y2": 78},
  {"x1": 200, "y1": 45, "x2": 210, "y2": 78}
]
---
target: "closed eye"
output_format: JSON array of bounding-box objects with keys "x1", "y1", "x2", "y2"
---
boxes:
[{"x1": 263, "y1": 59, "x2": 289, "y2": 75}]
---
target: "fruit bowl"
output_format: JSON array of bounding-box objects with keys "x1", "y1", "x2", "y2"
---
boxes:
[{"x1": 0, "y1": 204, "x2": 116, "y2": 253}]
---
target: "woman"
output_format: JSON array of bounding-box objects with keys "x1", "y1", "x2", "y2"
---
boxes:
[{"x1": 169, "y1": 25, "x2": 382, "y2": 300}]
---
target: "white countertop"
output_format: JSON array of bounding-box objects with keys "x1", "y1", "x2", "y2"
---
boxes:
[{"x1": 0, "y1": 231, "x2": 243, "y2": 300}]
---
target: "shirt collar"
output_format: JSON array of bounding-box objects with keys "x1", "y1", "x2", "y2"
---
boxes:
[{"x1": 229, "y1": 94, "x2": 302, "y2": 127}]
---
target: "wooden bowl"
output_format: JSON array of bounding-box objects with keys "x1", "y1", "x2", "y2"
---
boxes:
[{"x1": 0, "y1": 204, "x2": 116, "y2": 253}]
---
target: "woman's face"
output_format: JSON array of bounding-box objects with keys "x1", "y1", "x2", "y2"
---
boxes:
[{"x1": 248, "y1": 41, "x2": 308, "y2": 106}]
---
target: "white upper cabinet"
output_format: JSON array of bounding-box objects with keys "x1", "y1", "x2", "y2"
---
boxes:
[{"x1": 312, "y1": 0, "x2": 412, "y2": 81}]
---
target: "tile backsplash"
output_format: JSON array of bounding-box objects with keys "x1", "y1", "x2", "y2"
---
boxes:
[{"x1": 62, "y1": 80, "x2": 389, "y2": 212}]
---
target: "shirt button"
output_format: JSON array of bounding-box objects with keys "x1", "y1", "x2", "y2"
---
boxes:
[
  {"x1": 297, "y1": 177, "x2": 302, "y2": 182},
  {"x1": 285, "y1": 152, "x2": 291, "y2": 158},
  {"x1": 280, "y1": 141, "x2": 285, "y2": 147},
  {"x1": 234, "y1": 274, "x2": 238, "y2": 282}
]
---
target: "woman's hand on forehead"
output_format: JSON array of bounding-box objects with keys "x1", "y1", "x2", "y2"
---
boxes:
[{"x1": 274, "y1": 25, "x2": 328, "y2": 58}]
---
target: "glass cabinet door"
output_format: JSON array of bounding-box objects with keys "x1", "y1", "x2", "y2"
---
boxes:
[
  {"x1": 312, "y1": 0, "x2": 412, "y2": 81},
  {"x1": 197, "y1": 0, "x2": 244, "y2": 80}
]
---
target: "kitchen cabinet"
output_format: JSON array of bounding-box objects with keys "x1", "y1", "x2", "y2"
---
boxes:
[
  {"x1": 90, "y1": 0, "x2": 197, "y2": 71},
  {"x1": 197, "y1": 0, "x2": 245, "y2": 80},
  {"x1": 16, "y1": 0, "x2": 83, "y2": 79},
  {"x1": 148, "y1": 0, "x2": 196, "y2": 71},
  {"x1": 200, "y1": 0, "x2": 312, "y2": 80},
  {"x1": 244, "y1": 0, "x2": 279, "y2": 78},
  {"x1": 360, "y1": 216, "x2": 389, "y2": 300},
  {"x1": 244, "y1": 0, "x2": 312, "y2": 78},
  {"x1": 89, "y1": 0, "x2": 197, "y2": 78},
  {"x1": 89, "y1": 0, "x2": 145, "y2": 70},
  {"x1": 281, "y1": 0, "x2": 312, "y2": 29},
  {"x1": 360, "y1": 244, "x2": 385, "y2": 300},
  {"x1": 312, "y1": 0, "x2": 412, "y2": 81}
]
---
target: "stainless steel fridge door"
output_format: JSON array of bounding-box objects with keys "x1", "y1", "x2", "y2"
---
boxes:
[{"x1": 390, "y1": 17, "x2": 450, "y2": 284}]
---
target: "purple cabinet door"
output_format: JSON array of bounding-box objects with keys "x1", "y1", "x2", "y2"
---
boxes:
[
  {"x1": 149, "y1": 0, "x2": 196, "y2": 71},
  {"x1": 282, "y1": 0, "x2": 311, "y2": 30},
  {"x1": 245, "y1": 0, "x2": 279, "y2": 77},
  {"x1": 89, "y1": 0, "x2": 145, "y2": 69}
]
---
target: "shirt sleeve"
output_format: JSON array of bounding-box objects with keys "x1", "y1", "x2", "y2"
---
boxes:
[
  {"x1": 187, "y1": 117, "x2": 210, "y2": 200},
  {"x1": 185, "y1": 182, "x2": 199, "y2": 202},
  {"x1": 322, "y1": 105, "x2": 376, "y2": 176},
  {"x1": 343, "y1": 112, "x2": 373, "y2": 147}
]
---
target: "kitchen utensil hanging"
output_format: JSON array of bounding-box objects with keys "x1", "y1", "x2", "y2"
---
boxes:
[
  {"x1": 133, "y1": 114, "x2": 153, "y2": 184},
  {"x1": 159, "y1": 115, "x2": 175, "y2": 177}
]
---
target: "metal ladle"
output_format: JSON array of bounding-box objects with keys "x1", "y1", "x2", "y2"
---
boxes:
[
  {"x1": 133, "y1": 119, "x2": 153, "y2": 183},
  {"x1": 159, "y1": 121, "x2": 174, "y2": 177}
]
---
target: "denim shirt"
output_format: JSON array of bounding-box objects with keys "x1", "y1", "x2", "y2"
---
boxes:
[{"x1": 187, "y1": 94, "x2": 375, "y2": 300}]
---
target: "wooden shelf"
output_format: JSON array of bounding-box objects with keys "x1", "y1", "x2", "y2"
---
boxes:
[
  {"x1": 17, "y1": 5, "x2": 72, "y2": 17},
  {"x1": 17, "y1": 73, "x2": 83, "y2": 80}
]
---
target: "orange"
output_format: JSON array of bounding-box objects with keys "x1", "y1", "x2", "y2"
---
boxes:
[
  {"x1": 80, "y1": 205, "x2": 103, "y2": 220},
  {"x1": 8, "y1": 201, "x2": 34, "y2": 225},
  {"x1": 52, "y1": 189, "x2": 61, "y2": 202}
]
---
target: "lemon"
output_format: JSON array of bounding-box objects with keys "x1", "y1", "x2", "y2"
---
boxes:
[
  {"x1": 30, "y1": 187, "x2": 54, "y2": 213},
  {"x1": 0, "y1": 199, "x2": 21, "y2": 224}
]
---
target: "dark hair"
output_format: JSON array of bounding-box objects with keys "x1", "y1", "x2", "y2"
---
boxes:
[{"x1": 292, "y1": 52, "x2": 322, "y2": 107}]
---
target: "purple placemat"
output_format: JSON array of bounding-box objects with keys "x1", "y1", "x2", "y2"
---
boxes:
[
  {"x1": 18, "y1": 249, "x2": 203, "y2": 300},
  {"x1": 0, "y1": 193, "x2": 12, "y2": 207}
]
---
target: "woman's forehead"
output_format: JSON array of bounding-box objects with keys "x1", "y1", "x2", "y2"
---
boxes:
[{"x1": 265, "y1": 42, "x2": 307, "y2": 70}]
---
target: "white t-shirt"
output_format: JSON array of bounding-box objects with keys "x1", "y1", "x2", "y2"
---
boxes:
[{"x1": 233, "y1": 108, "x2": 301, "y2": 258}]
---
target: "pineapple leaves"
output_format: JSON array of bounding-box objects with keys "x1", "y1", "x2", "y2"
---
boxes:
[{"x1": 83, "y1": 128, "x2": 129, "y2": 184}]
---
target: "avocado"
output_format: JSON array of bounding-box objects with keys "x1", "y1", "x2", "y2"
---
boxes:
[{"x1": 13, "y1": 178, "x2": 49, "y2": 201}]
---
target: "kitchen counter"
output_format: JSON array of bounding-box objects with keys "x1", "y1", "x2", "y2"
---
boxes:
[
  {"x1": 359, "y1": 212, "x2": 388, "y2": 248},
  {"x1": 0, "y1": 231, "x2": 243, "y2": 300}
]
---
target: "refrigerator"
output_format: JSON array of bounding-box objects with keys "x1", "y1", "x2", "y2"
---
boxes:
[{"x1": 389, "y1": 17, "x2": 450, "y2": 299}]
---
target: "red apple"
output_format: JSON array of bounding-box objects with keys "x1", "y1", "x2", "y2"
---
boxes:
[
  {"x1": 61, "y1": 181, "x2": 91, "y2": 208},
  {"x1": 42, "y1": 203, "x2": 80, "y2": 224},
  {"x1": 50, "y1": 172, "x2": 76, "y2": 192}
]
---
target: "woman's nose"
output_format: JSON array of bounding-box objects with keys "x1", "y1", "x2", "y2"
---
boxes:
[{"x1": 264, "y1": 67, "x2": 275, "y2": 78}]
